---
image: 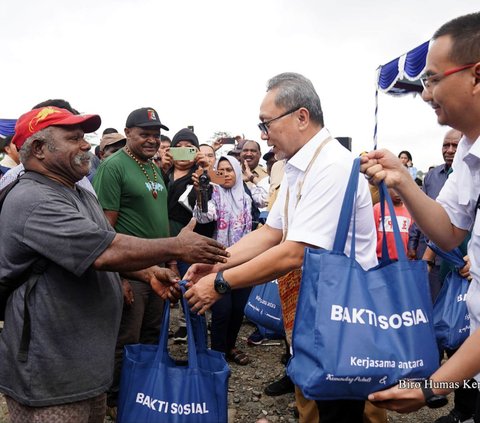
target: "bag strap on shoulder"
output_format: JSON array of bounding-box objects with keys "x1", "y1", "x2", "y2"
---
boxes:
[{"x1": 282, "y1": 136, "x2": 332, "y2": 240}]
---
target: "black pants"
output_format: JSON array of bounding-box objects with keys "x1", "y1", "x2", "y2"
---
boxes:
[
  {"x1": 316, "y1": 399, "x2": 365, "y2": 423},
  {"x1": 443, "y1": 348, "x2": 478, "y2": 418},
  {"x1": 210, "y1": 287, "x2": 251, "y2": 353},
  {"x1": 475, "y1": 394, "x2": 480, "y2": 423}
]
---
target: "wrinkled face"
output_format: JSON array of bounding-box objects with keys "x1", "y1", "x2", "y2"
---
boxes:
[
  {"x1": 442, "y1": 130, "x2": 461, "y2": 166},
  {"x1": 259, "y1": 88, "x2": 300, "y2": 160},
  {"x1": 421, "y1": 35, "x2": 476, "y2": 129},
  {"x1": 43, "y1": 125, "x2": 92, "y2": 182},
  {"x1": 217, "y1": 159, "x2": 236, "y2": 189},
  {"x1": 240, "y1": 141, "x2": 261, "y2": 170},
  {"x1": 125, "y1": 126, "x2": 161, "y2": 161},
  {"x1": 200, "y1": 145, "x2": 215, "y2": 167}
]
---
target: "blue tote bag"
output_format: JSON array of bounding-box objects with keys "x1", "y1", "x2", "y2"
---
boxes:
[
  {"x1": 244, "y1": 280, "x2": 285, "y2": 337},
  {"x1": 429, "y1": 242, "x2": 471, "y2": 350},
  {"x1": 117, "y1": 283, "x2": 230, "y2": 423},
  {"x1": 287, "y1": 158, "x2": 439, "y2": 400}
]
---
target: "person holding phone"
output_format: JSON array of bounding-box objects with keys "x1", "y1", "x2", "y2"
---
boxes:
[
  {"x1": 192, "y1": 155, "x2": 254, "y2": 365},
  {"x1": 165, "y1": 128, "x2": 215, "y2": 343},
  {"x1": 165, "y1": 128, "x2": 214, "y2": 261}
]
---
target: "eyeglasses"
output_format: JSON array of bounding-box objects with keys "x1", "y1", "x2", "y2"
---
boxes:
[
  {"x1": 420, "y1": 64, "x2": 475, "y2": 91},
  {"x1": 258, "y1": 107, "x2": 301, "y2": 135}
]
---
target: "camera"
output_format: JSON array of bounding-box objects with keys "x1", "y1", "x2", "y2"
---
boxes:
[{"x1": 198, "y1": 169, "x2": 210, "y2": 212}]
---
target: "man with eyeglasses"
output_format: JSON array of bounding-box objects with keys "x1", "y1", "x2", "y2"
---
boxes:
[
  {"x1": 362, "y1": 12, "x2": 480, "y2": 420},
  {"x1": 92, "y1": 107, "x2": 171, "y2": 415},
  {"x1": 185, "y1": 72, "x2": 377, "y2": 423}
]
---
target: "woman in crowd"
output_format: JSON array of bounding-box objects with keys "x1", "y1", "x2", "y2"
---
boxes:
[
  {"x1": 192, "y1": 155, "x2": 253, "y2": 365},
  {"x1": 398, "y1": 150, "x2": 417, "y2": 180},
  {"x1": 164, "y1": 129, "x2": 215, "y2": 343}
]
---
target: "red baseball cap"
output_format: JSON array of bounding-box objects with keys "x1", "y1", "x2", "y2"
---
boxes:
[{"x1": 12, "y1": 106, "x2": 101, "y2": 149}]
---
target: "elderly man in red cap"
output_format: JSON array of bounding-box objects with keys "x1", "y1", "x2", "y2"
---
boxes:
[{"x1": 0, "y1": 106, "x2": 228, "y2": 422}]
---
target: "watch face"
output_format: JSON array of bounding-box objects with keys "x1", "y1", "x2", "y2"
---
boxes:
[
  {"x1": 214, "y1": 273, "x2": 231, "y2": 294},
  {"x1": 215, "y1": 281, "x2": 229, "y2": 294}
]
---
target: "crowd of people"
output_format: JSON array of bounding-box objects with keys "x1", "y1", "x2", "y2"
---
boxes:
[{"x1": 0, "y1": 10, "x2": 480, "y2": 423}]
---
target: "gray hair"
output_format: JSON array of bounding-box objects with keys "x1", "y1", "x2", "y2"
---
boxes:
[
  {"x1": 19, "y1": 127, "x2": 56, "y2": 163},
  {"x1": 266, "y1": 72, "x2": 324, "y2": 126}
]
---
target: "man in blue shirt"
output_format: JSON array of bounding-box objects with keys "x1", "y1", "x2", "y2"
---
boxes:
[{"x1": 407, "y1": 128, "x2": 461, "y2": 300}]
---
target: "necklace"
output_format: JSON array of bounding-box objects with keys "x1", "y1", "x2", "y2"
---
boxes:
[{"x1": 124, "y1": 147, "x2": 159, "y2": 199}]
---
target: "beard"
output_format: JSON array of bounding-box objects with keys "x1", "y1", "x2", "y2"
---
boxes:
[{"x1": 73, "y1": 153, "x2": 92, "y2": 172}]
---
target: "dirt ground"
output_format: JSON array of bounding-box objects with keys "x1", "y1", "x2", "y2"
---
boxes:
[{"x1": 0, "y1": 315, "x2": 459, "y2": 423}]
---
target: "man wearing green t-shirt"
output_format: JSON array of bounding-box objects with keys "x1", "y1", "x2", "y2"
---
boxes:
[{"x1": 93, "y1": 107, "x2": 170, "y2": 413}]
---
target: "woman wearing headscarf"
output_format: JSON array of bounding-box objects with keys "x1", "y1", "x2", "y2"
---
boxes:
[{"x1": 193, "y1": 155, "x2": 253, "y2": 364}]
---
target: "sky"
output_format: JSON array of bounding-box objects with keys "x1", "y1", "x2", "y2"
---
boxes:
[{"x1": 1, "y1": 0, "x2": 478, "y2": 172}]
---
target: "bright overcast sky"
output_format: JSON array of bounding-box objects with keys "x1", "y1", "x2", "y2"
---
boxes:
[{"x1": 1, "y1": 0, "x2": 478, "y2": 171}]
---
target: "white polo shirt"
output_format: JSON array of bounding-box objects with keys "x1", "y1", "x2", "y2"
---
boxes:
[
  {"x1": 266, "y1": 128, "x2": 377, "y2": 270},
  {"x1": 436, "y1": 135, "x2": 480, "y2": 341}
]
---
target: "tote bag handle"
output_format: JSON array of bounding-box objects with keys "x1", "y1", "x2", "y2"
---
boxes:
[
  {"x1": 333, "y1": 157, "x2": 360, "y2": 253},
  {"x1": 333, "y1": 158, "x2": 408, "y2": 263},
  {"x1": 427, "y1": 241, "x2": 466, "y2": 269},
  {"x1": 377, "y1": 182, "x2": 409, "y2": 262},
  {"x1": 155, "y1": 281, "x2": 199, "y2": 369}
]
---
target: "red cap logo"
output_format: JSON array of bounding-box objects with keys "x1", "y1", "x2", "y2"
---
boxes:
[
  {"x1": 147, "y1": 109, "x2": 157, "y2": 121},
  {"x1": 28, "y1": 107, "x2": 61, "y2": 133}
]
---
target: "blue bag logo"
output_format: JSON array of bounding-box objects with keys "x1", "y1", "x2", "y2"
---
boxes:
[
  {"x1": 135, "y1": 393, "x2": 210, "y2": 415},
  {"x1": 330, "y1": 305, "x2": 429, "y2": 329}
]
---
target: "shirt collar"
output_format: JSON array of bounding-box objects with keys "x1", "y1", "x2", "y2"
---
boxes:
[
  {"x1": 287, "y1": 128, "x2": 331, "y2": 172},
  {"x1": 464, "y1": 134, "x2": 480, "y2": 167}
]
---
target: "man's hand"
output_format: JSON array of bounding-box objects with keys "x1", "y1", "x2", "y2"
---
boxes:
[
  {"x1": 122, "y1": 279, "x2": 134, "y2": 306},
  {"x1": 184, "y1": 273, "x2": 221, "y2": 314},
  {"x1": 194, "y1": 151, "x2": 209, "y2": 169},
  {"x1": 166, "y1": 261, "x2": 180, "y2": 278},
  {"x1": 191, "y1": 171, "x2": 200, "y2": 192},
  {"x1": 460, "y1": 255, "x2": 472, "y2": 281},
  {"x1": 161, "y1": 150, "x2": 174, "y2": 173},
  {"x1": 147, "y1": 266, "x2": 182, "y2": 301},
  {"x1": 243, "y1": 160, "x2": 254, "y2": 182},
  {"x1": 212, "y1": 138, "x2": 223, "y2": 152},
  {"x1": 360, "y1": 149, "x2": 411, "y2": 188},
  {"x1": 407, "y1": 249, "x2": 417, "y2": 260},
  {"x1": 367, "y1": 385, "x2": 426, "y2": 413},
  {"x1": 184, "y1": 263, "x2": 220, "y2": 284},
  {"x1": 177, "y1": 218, "x2": 229, "y2": 264}
]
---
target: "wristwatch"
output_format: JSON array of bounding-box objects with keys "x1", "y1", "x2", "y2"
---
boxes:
[
  {"x1": 214, "y1": 271, "x2": 231, "y2": 294},
  {"x1": 421, "y1": 382, "x2": 448, "y2": 409}
]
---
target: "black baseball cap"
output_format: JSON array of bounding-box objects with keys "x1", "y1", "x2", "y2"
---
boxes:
[{"x1": 125, "y1": 107, "x2": 169, "y2": 131}]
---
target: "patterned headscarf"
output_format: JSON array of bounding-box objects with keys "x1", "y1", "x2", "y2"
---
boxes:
[{"x1": 212, "y1": 155, "x2": 252, "y2": 246}]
